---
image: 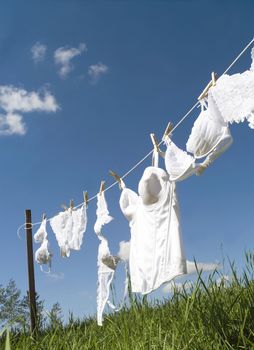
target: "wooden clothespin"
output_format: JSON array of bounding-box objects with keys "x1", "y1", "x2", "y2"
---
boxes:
[
  {"x1": 150, "y1": 132, "x2": 166, "y2": 159},
  {"x1": 99, "y1": 180, "x2": 105, "y2": 195},
  {"x1": 198, "y1": 72, "x2": 217, "y2": 101},
  {"x1": 61, "y1": 204, "x2": 68, "y2": 211},
  {"x1": 83, "y1": 191, "x2": 89, "y2": 207},
  {"x1": 163, "y1": 122, "x2": 174, "y2": 141},
  {"x1": 109, "y1": 170, "x2": 125, "y2": 190},
  {"x1": 150, "y1": 133, "x2": 160, "y2": 153},
  {"x1": 69, "y1": 199, "x2": 74, "y2": 211},
  {"x1": 211, "y1": 72, "x2": 216, "y2": 87}
]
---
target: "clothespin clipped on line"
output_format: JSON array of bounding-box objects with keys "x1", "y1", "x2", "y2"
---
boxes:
[
  {"x1": 61, "y1": 204, "x2": 68, "y2": 211},
  {"x1": 198, "y1": 72, "x2": 217, "y2": 101},
  {"x1": 109, "y1": 170, "x2": 125, "y2": 190},
  {"x1": 69, "y1": 199, "x2": 74, "y2": 211},
  {"x1": 99, "y1": 180, "x2": 105, "y2": 195},
  {"x1": 162, "y1": 122, "x2": 174, "y2": 141},
  {"x1": 42, "y1": 213, "x2": 46, "y2": 220},
  {"x1": 150, "y1": 133, "x2": 161, "y2": 153},
  {"x1": 83, "y1": 191, "x2": 89, "y2": 207}
]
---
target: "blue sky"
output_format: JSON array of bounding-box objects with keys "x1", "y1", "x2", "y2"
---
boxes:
[{"x1": 0, "y1": 0, "x2": 254, "y2": 319}]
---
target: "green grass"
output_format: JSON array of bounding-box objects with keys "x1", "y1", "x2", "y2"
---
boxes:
[{"x1": 2, "y1": 252, "x2": 254, "y2": 350}]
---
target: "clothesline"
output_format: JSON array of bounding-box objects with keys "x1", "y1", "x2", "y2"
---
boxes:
[{"x1": 17, "y1": 36, "x2": 254, "y2": 235}]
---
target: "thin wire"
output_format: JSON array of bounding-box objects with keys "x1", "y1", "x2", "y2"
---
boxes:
[
  {"x1": 222, "y1": 37, "x2": 254, "y2": 75},
  {"x1": 17, "y1": 36, "x2": 254, "y2": 236}
]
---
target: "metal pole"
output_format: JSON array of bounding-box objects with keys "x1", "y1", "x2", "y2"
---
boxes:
[{"x1": 25, "y1": 209, "x2": 37, "y2": 334}]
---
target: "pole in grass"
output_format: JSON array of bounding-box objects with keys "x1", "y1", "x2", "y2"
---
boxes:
[{"x1": 25, "y1": 209, "x2": 37, "y2": 334}]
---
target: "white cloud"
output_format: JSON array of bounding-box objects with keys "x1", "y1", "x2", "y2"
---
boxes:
[
  {"x1": 0, "y1": 113, "x2": 26, "y2": 136},
  {"x1": 54, "y1": 43, "x2": 87, "y2": 78},
  {"x1": 216, "y1": 275, "x2": 231, "y2": 286},
  {"x1": 163, "y1": 281, "x2": 193, "y2": 293},
  {"x1": 88, "y1": 62, "x2": 109, "y2": 84},
  {"x1": 118, "y1": 241, "x2": 130, "y2": 261},
  {"x1": 31, "y1": 42, "x2": 47, "y2": 63},
  {"x1": 0, "y1": 85, "x2": 59, "y2": 136},
  {"x1": 0, "y1": 86, "x2": 59, "y2": 113},
  {"x1": 186, "y1": 260, "x2": 220, "y2": 275}
]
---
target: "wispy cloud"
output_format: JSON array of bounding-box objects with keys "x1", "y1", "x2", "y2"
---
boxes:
[
  {"x1": 31, "y1": 42, "x2": 47, "y2": 63},
  {"x1": 47, "y1": 272, "x2": 65, "y2": 280},
  {"x1": 0, "y1": 85, "x2": 59, "y2": 135},
  {"x1": 88, "y1": 62, "x2": 109, "y2": 84},
  {"x1": 54, "y1": 43, "x2": 87, "y2": 78}
]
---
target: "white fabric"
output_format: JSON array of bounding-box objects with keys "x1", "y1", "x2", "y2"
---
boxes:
[
  {"x1": 50, "y1": 209, "x2": 72, "y2": 257},
  {"x1": 69, "y1": 205, "x2": 87, "y2": 250},
  {"x1": 251, "y1": 47, "x2": 254, "y2": 72},
  {"x1": 50, "y1": 205, "x2": 87, "y2": 257},
  {"x1": 34, "y1": 218, "x2": 47, "y2": 243},
  {"x1": 186, "y1": 101, "x2": 232, "y2": 159},
  {"x1": 120, "y1": 166, "x2": 187, "y2": 295},
  {"x1": 35, "y1": 238, "x2": 52, "y2": 267},
  {"x1": 164, "y1": 138, "x2": 198, "y2": 181},
  {"x1": 94, "y1": 193, "x2": 129, "y2": 326},
  {"x1": 94, "y1": 192, "x2": 113, "y2": 235},
  {"x1": 34, "y1": 218, "x2": 52, "y2": 271},
  {"x1": 95, "y1": 192, "x2": 116, "y2": 326},
  {"x1": 97, "y1": 236, "x2": 116, "y2": 326},
  {"x1": 208, "y1": 64, "x2": 254, "y2": 128}
]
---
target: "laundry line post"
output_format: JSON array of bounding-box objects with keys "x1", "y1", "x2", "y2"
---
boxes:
[{"x1": 25, "y1": 209, "x2": 37, "y2": 334}]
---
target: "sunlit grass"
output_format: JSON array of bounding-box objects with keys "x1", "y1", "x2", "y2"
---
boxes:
[{"x1": 1, "y1": 252, "x2": 254, "y2": 349}]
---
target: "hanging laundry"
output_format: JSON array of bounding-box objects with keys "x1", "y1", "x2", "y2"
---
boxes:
[
  {"x1": 35, "y1": 238, "x2": 52, "y2": 269},
  {"x1": 69, "y1": 204, "x2": 87, "y2": 250},
  {"x1": 208, "y1": 50, "x2": 254, "y2": 128},
  {"x1": 120, "y1": 166, "x2": 187, "y2": 295},
  {"x1": 164, "y1": 96, "x2": 233, "y2": 179},
  {"x1": 34, "y1": 217, "x2": 52, "y2": 271},
  {"x1": 186, "y1": 99, "x2": 233, "y2": 160},
  {"x1": 94, "y1": 191, "x2": 116, "y2": 326},
  {"x1": 50, "y1": 204, "x2": 87, "y2": 257},
  {"x1": 50, "y1": 209, "x2": 73, "y2": 257},
  {"x1": 94, "y1": 191, "x2": 113, "y2": 235},
  {"x1": 97, "y1": 236, "x2": 117, "y2": 326},
  {"x1": 164, "y1": 138, "x2": 199, "y2": 182},
  {"x1": 34, "y1": 217, "x2": 47, "y2": 243},
  {"x1": 94, "y1": 191, "x2": 128, "y2": 326}
]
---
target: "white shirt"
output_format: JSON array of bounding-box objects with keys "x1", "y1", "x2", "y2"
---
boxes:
[{"x1": 120, "y1": 166, "x2": 187, "y2": 295}]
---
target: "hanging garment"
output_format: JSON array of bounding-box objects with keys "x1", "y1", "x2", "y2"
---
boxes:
[
  {"x1": 34, "y1": 217, "x2": 47, "y2": 243},
  {"x1": 94, "y1": 192, "x2": 128, "y2": 326},
  {"x1": 94, "y1": 192, "x2": 113, "y2": 235},
  {"x1": 164, "y1": 139, "x2": 198, "y2": 182},
  {"x1": 50, "y1": 205, "x2": 87, "y2": 257},
  {"x1": 69, "y1": 204, "x2": 87, "y2": 250},
  {"x1": 94, "y1": 192, "x2": 116, "y2": 326},
  {"x1": 97, "y1": 235, "x2": 117, "y2": 326},
  {"x1": 50, "y1": 209, "x2": 73, "y2": 257},
  {"x1": 186, "y1": 100, "x2": 233, "y2": 160},
  {"x1": 35, "y1": 238, "x2": 52, "y2": 269},
  {"x1": 208, "y1": 52, "x2": 254, "y2": 128},
  {"x1": 34, "y1": 218, "x2": 52, "y2": 271},
  {"x1": 120, "y1": 166, "x2": 187, "y2": 295}
]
